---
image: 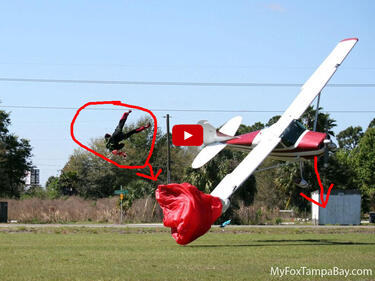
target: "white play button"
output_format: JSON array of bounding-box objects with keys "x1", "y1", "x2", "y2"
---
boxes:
[{"x1": 184, "y1": 131, "x2": 193, "y2": 140}]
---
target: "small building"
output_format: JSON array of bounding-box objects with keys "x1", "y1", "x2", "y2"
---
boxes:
[
  {"x1": 25, "y1": 167, "x2": 40, "y2": 189},
  {"x1": 311, "y1": 189, "x2": 361, "y2": 225}
]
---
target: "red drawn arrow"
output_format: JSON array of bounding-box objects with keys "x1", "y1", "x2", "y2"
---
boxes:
[
  {"x1": 299, "y1": 156, "x2": 334, "y2": 208},
  {"x1": 136, "y1": 163, "x2": 162, "y2": 181}
]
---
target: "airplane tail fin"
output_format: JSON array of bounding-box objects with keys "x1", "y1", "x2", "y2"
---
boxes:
[{"x1": 192, "y1": 116, "x2": 242, "y2": 169}]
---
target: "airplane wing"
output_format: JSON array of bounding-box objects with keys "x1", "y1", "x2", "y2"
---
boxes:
[
  {"x1": 210, "y1": 38, "x2": 358, "y2": 203},
  {"x1": 211, "y1": 135, "x2": 281, "y2": 200},
  {"x1": 273, "y1": 38, "x2": 358, "y2": 137},
  {"x1": 192, "y1": 142, "x2": 227, "y2": 169}
]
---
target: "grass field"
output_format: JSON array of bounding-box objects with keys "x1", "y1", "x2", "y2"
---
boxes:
[{"x1": 0, "y1": 226, "x2": 374, "y2": 281}]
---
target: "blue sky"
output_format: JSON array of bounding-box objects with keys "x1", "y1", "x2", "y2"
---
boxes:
[{"x1": 0, "y1": 1, "x2": 374, "y2": 185}]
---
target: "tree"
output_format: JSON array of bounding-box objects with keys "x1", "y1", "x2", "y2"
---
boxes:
[
  {"x1": 242, "y1": 122, "x2": 265, "y2": 132},
  {"x1": 61, "y1": 140, "x2": 120, "y2": 198},
  {"x1": 336, "y1": 126, "x2": 364, "y2": 150},
  {"x1": 0, "y1": 110, "x2": 33, "y2": 198},
  {"x1": 45, "y1": 176, "x2": 61, "y2": 199},
  {"x1": 58, "y1": 171, "x2": 81, "y2": 196},
  {"x1": 352, "y1": 128, "x2": 375, "y2": 212},
  {"x1": 58, "y1": 116, "x2": 192, "y2": 201},
  {"x1": 300, "y1": 106, "x2": 336, "y2": 136},
  {"x1": 22, "y1": 185, "x2": 46, "y2": 199},
  {"x1": 265, "y1": 106, "x2": 335, "y2": 134},
  {"x1": 266, "y1": 116, "x2": 280, "y2": 127},
  {"x1": 368, "y1": 118, "x2": 375, "y2": 129}
]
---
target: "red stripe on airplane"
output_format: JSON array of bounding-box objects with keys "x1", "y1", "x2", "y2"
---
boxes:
[
  {"x1": 226, "y1": 130, "x2": 260, "y2": 146},
  {"x1": 340, "y1": 37, "x2": 358, "y2": 42}
]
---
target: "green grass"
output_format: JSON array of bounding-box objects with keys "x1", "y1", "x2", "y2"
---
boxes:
[{"x1": 0, "y1": 226, "x2": 374, "y2": 280}]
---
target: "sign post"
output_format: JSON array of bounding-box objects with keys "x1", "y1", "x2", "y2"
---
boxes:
[{"x1": 114, "y1": 186, "x2": 128, "y2": 224}]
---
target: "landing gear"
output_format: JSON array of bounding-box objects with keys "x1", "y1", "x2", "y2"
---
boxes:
[{"x1": 296, "y1": 160, "x2": 309, "y2": 188}]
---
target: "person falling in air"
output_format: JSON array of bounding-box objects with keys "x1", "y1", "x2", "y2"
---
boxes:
[{"x1": 104, "y1": 110, "x2": 151, "y2": 158}]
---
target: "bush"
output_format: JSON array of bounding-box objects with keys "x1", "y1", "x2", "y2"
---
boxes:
[
  {"x1": 235, "y1": 201, "x2": 280, "y2": 225},
  {"x1": 275, "y1": 217, "x2": 282, "y2": 225}
]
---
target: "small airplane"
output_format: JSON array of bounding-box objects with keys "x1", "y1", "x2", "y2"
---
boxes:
[
  {"x1": 156, "y1": 38, "x2": 358, "y2": 245},
  {"x1": 192, "y1": 38, "x2": 358, "y2": 213}
]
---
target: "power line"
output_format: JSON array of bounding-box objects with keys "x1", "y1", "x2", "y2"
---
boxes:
[
  {"x1": 0, "y1": 77, "x2": 374, "y2": 87},
  {"x1": 0, "y1": 105, "x2": 283, "y2": 112},
  {"x1": 1, "y1": 62, "x2": 375, "y2": 72},
  {"x1": 0, "y1": 105, "x2": 375, "y2": 113},
  {"x1": 1, "y1": 62, "x2": 375, "y2": 70}
]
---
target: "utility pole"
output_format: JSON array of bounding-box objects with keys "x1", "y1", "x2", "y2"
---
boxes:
[
  {"x1": 164, "y1": 114, "x2": 171, "y2": 184},
  {"x1": 120, "y1": 185, "x2": 123, "y2": 224}
]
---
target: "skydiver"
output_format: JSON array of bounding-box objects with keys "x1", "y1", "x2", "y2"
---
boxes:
[{"x1": 104, "y1": 110, "x2": 151, "y2": 158}]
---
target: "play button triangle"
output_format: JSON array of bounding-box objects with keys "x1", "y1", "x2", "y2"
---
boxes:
[{"x1": 184, "y1": 131, "x2": 193, "y2": 140}]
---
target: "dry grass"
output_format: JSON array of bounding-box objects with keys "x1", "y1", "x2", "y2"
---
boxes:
[
  {"x1": 235, "y1": 201, "x2": 281, "y2": 225},
  {"x1": 1, "y1": 196, "x2": 163, "y2": 224},
  {"x1": 124, "y1": 197, "x2": 163, "y2": 223},
  {"x1": 1, "y1": 196, "x2": 294, "y2": 225}
]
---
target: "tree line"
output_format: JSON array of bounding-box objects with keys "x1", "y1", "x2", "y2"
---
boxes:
[{"x1": 1, "y1": 107, "x2": 374, "y2": 214}]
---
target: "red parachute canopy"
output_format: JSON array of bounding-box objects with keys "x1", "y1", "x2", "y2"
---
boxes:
[{"x1": 155, "y1": 182, "x2": 222, "y2": 245}]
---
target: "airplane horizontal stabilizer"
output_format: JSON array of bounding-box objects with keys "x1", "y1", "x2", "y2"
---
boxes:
[
  {"x1": 218, "y1": 116, "x2": 242, "y2": 136},
  {"x1": 192, "y1": 116, "x2": 242, "y2": 169},
  {"x1": 192, "y1": 143, "x2": 227, "y2": 169}
]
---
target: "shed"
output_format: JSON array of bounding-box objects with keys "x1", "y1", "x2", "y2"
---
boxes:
[
  {"x1": 0, "y1": 202, "x2": 7, "y2": 223},
  {"x1": 311, "y1": 189, "x2": 361, "y2": 225}
]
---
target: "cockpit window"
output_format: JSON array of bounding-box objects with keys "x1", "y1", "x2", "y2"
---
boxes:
[{"x1": 281, "y1": 120, "x2": 306, "y2": 147}]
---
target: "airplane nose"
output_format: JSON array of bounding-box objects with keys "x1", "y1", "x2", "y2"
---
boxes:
[
  {"x1": 324, "y1": 139, "x2": 337, "y2": 151},
  {"x1": 328, "y1": 142, "x2": 337, "y2": 151}
]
